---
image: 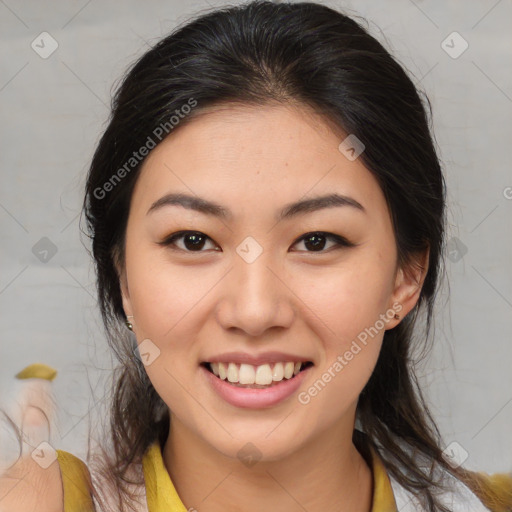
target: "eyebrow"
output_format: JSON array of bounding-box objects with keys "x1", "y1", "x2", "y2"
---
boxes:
[{"x1": 146, "y1": 192, "x2": 366, "y2": 221}]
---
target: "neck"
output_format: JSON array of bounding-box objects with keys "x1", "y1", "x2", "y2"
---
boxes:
[{"x1": 162, "y1": 416, "x2": 373, "y2": 512}]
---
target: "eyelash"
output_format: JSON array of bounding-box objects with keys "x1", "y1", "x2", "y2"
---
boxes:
[{"x1": 157, "y1": 230, "x2": 356, "y2": 254}]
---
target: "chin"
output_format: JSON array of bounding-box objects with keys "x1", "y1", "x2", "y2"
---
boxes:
[{"x1": 199, "y1": 425, "x2": 309, "y2": 465}]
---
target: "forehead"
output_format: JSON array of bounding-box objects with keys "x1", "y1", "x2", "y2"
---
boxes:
[
  {"x1": 153, "y1": 101, "x2": 347, "y2": 163},
  {"x1": 130, "y1": 102, "x2": 386, "y2": 221}
]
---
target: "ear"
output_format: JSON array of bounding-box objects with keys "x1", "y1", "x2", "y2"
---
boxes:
[
  {"x1": 112, "y1": 246, "x2": 133, "y2": 319},
  {"x1": 119, "y1": 269, "x2": 133, "y2": 319},
  {"x1": 386, "y1": 246, "x2": 429, "y2": 329}
]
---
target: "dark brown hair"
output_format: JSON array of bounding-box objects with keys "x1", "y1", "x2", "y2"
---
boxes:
[{"x1": 79, "y1": 2, "x2": 510, "y2": 511}]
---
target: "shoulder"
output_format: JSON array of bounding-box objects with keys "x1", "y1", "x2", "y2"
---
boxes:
[
  {"x1": 56, "y1": 449, "x2": 95, "y2": 511},
  {"x1": 462, "y1": 470, "x2": 512, "y2": 512}
]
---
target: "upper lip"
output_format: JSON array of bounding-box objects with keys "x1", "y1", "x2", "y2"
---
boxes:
[{"x1": 203, "y1": 351, "x2": 313, "y2": 366}]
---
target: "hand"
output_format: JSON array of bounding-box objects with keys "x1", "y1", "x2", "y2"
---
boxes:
[{"x1": 0, "y1": 364, "x2": 63, "y2": 512}]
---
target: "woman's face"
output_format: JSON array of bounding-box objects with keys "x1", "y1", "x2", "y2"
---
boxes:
[{"x1": 118, "y1": 102, "x2": 424, "y2": 461}]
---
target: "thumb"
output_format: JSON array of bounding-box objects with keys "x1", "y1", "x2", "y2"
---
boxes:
[{"x1": 4, "y1": 364, "x2": 58, "y2": 464}]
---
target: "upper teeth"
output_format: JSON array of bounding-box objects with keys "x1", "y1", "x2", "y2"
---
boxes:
[{"x1": 209, "y1": 362, "x2": 304, "y2": 385}]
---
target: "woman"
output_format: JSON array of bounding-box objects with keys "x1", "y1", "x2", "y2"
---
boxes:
[{"x1": 1, "y1": 1, "x2": 511, "y2": 511}]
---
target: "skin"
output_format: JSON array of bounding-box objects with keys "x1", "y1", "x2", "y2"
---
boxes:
[
  {"x1": 0, "y1": 397, "x2": 63, "y2": 512},
  {"x1": 118, "y1": 102, "x2": 428, "y2": 512}
]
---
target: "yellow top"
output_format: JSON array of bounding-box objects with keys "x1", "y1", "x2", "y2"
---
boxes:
[
  {"x1": 140, "y1": 438, "x2": 396, "y2": 512},
  {"x1": 56, "y1": 439, "x2": 512, "y2": 512},
  {"x1": 55, "y1": 449, "x2": 95, "y2": 511}
]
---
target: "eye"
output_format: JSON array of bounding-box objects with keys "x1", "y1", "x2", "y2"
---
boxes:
[
  {"x1": 158, "y1": 230, "x2": 355, "y2": 253},
  {"x1": 291, "y1": 231, "x2": 356, "y2": 253},
  {"x1": 158, "y1": 231, "x2": 218, "y2": 252}
]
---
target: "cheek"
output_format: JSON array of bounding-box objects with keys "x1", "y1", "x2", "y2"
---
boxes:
[
  {"x1": 290, "y1": 251, "x2": 394, "y2": 409},
  {"x1": 128, "y1": 258, "x2": 211, "y2": 415},
  {"x1": 297, "y1": 342, "x2": 381, "y2": 434},
  {"x1": 293, "y1": 252, "x2": 396, "y2": 347},
  {"x1": 126, "y1": 245, "x2": 216, "y2": 341},
  {"x1": 294, "y1": 266, "x2": 389, "y2": 420}
]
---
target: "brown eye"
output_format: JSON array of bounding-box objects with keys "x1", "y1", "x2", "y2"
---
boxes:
[
  {"x1": 292, "y1": 232, "x2": 355, "y2": 253},
  {"x1": 158, "y1": 231, "x2": 218, "y2": 252},
  {"x1": 158, "y1": 230, "x2": 355, "y2": 254}
]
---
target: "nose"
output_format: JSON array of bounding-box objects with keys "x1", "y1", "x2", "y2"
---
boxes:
[{"x1": 215, "y1": 249, "x2": 295, "y2": 338}]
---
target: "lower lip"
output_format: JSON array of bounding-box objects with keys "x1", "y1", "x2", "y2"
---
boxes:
[{"x1": 201, "y1": 364, "x2": 312, "y2": 409}]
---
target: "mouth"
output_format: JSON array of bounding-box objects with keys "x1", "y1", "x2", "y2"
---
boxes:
[{"x1": 200, "y1": 361, "x2": 314, "y2": 389}]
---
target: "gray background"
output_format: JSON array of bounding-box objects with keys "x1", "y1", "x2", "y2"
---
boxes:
[{"x1": 1, "y1": 0, "x2": 511, "y2": 473}]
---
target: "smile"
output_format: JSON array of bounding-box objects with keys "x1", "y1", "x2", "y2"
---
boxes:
[{"x1": 202, "y1": 361, "x2": 314, "y2": 388}]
